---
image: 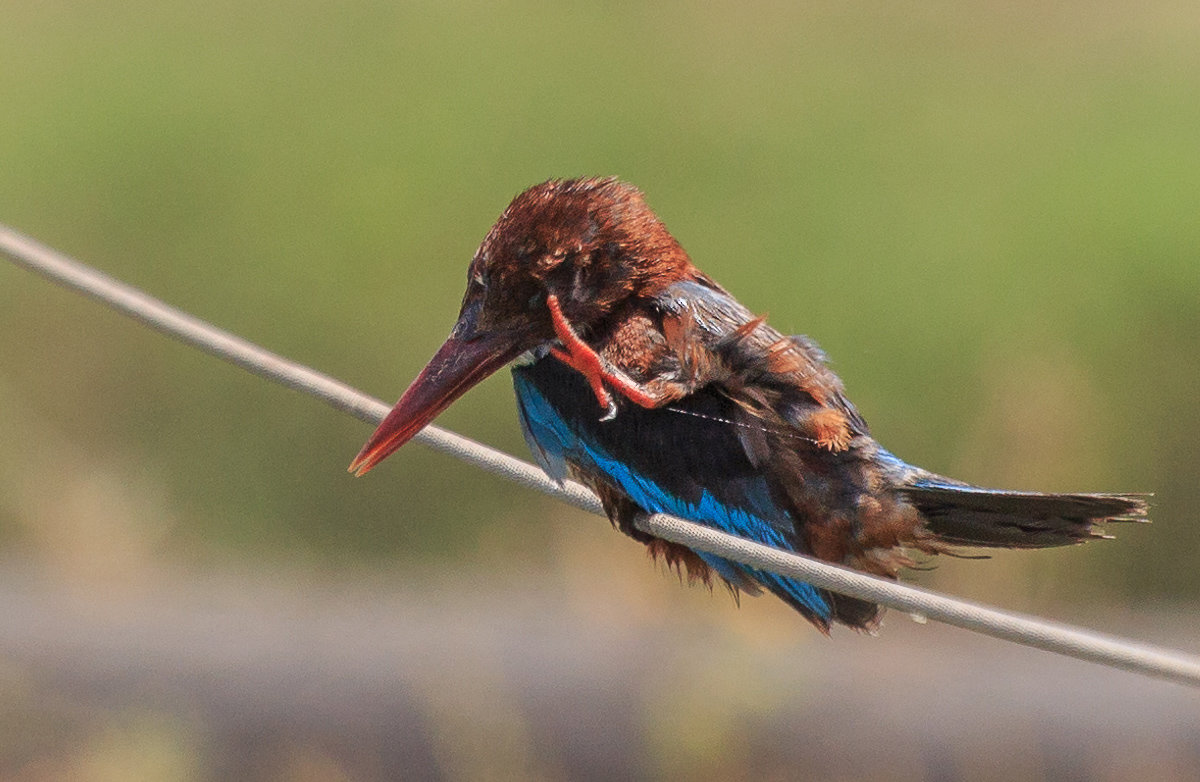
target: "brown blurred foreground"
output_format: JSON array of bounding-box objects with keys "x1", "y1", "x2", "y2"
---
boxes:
[{"x1": 0, "y1": 563, "x2": 1195, "y2": 782}]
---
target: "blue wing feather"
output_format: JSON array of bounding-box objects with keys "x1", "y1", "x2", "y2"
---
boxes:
[{"x1": 513, "y1": 363, "x2": 831, "y2": 620}]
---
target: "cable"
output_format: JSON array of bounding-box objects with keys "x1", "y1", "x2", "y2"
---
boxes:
[{"x1": 4, "y1": 223, "x2": 1200, "y2": 688}]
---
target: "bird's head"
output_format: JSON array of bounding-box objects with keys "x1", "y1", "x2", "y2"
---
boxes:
[{"x1": 350, "y1": 177, "x2": 696, "y2": 475}]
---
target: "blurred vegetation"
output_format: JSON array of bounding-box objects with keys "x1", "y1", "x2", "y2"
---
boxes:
[{"x1": 2, "y1": 0, "x2": 1198, "y2": 607}]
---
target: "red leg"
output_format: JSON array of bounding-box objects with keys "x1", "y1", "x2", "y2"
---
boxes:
[
  {"x1": 550, "y1": 344, "x2": 614, "y2": 415},
  {"x1": 546, "y1": 294, "x2": 664, "y2": 417}
]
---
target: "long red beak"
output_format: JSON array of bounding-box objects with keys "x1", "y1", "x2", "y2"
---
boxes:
[{"x1": 349, "y1": 326, "x2": 523, "y2": 476}]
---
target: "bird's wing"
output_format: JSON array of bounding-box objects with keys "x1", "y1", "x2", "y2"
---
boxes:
[
  {"x1": 653, "y1": 279, "x2": 870, "y2": 449},
  {"x1": 512, "y1": 358, "x2": 836, "y2": 627}
]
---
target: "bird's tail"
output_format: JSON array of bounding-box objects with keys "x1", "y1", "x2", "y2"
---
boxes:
[{"x1": 900, "y1": 474, "x2": 1149, "y2": 549}]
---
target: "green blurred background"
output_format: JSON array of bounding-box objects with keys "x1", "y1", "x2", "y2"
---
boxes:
[{"x1": 2, "y1": 2, "x2": 1198, "y2": 780}]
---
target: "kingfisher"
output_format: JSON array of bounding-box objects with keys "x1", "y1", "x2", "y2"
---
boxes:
[{"x1": 349, "y1": 177, "x2": 1147, "y2": 632}]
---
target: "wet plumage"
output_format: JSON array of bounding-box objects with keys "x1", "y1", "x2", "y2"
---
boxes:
[{"x1": 351, "y1": 177, "x2": 1147, "y2": 632}]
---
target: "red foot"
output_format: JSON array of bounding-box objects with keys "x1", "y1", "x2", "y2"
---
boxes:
[{"x1": 546, "y1": 293, "x2": 661, "y2": 418}]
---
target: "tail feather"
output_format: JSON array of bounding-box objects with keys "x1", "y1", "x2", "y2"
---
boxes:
[{"x1": 902, "y1": 476, "x2": 1149, "y2": 549}]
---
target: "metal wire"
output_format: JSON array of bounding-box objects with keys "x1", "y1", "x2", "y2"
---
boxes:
[{"x1": 4, "y1": 223, "x2": 1199, "y2": 689}]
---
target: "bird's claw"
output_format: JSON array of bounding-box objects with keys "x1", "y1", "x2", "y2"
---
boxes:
[{"x1": 546, "y1": 290, "x2": 659, "y2": 420}]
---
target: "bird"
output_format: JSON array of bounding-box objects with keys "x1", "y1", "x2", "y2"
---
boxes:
[{"x1": 349, "y1": 177, "x2": 1148, "y2": 632}]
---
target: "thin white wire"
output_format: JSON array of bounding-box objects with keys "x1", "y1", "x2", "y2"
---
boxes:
[{"x1": 4, "y1": 223, "x2": 1200, "y2": 689}]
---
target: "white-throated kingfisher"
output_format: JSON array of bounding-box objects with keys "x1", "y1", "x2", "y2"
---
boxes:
[{"x1": 350, "y1": 178, "x2": 1147, "y2": 632}]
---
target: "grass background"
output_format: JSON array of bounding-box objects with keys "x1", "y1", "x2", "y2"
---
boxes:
[{"x1": 1, "y1": 2, "x2": 1198, "y2": 779}]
